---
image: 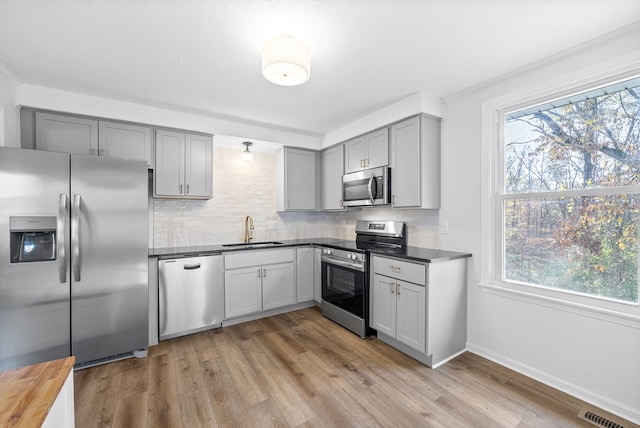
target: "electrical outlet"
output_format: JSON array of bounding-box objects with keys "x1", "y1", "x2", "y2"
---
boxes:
[{"x1": 441, "y1": 221, "x2": 449, "y2": 234}]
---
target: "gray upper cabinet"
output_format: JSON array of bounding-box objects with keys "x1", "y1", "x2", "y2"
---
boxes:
[
  {"x1": 321, "y1": 144, "x2": 344, "y2": 210},
  {"x1": 35, "y1": 112, "x2": 98, "y2": 155},
  {"x1": 344, "y1": 128, "x2": 389, "y2": 173},
  {"x1": 277, "y1": 147, "x2": 318, "y2": 211},
  {"x1": 98, "y1": 121, "x2": 153, "y2": 167},
  {"x1": 34, "y1": 112, "x2": 153, "y2": 167},
  {"x1": 154, "y1": 129, "x2": 213, "y2": 199},
  {"x1": 390, "y1": 115, "x2": 440, "y2": 209}
]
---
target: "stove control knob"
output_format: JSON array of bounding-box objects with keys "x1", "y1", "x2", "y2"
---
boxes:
[
  {"x1": 323, "y1": 249, "x2": 332, "y2": 255},
  {"x1": 348, "y1": 253, "x2": 356, "y2": 260}
]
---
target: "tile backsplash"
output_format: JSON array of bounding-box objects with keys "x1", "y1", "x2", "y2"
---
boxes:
[{"x1": 153, "y1": 146, "x2": 440, "y2": 248}]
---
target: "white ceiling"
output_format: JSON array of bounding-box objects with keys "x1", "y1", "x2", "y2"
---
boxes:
[{"x1": 0, "y1": 0, "x2": 639, "y2": 138}]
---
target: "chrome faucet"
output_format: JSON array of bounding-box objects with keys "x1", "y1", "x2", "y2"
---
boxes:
[{"x1": 244, "y1": 215, "x2": 254, "y2": 243}]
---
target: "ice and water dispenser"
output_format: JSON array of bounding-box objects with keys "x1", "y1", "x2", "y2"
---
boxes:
[{"x1": 9, "y1": 216, "x2": 57, "y2": 263}]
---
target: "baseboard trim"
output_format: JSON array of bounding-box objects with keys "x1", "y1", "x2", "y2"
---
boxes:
[{"x1": 465, "y1": 343, "x2": 640, "y2": 425}]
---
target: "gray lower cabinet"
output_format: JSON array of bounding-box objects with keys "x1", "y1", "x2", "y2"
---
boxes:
[
  {"x1": 370, "y1": 255, "x2": 467, "y2": 368},
  {"x1": 224, "y1": 249, "x2": 296, "y2": 319},
  {"x1": 296, "y1": 247, "x2": 314, "y2": 302}
]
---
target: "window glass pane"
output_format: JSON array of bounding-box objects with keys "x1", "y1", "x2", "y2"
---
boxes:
[
  {"x1": 504, "y1": 195, "x2": 639, "y2": 303},
  {"x1": 504, "y1": 78, "x2": 640, "y2": 193}
]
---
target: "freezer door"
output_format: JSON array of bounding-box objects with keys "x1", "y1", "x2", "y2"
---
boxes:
[
  {"x1": 70, "y1": 154, "x2": 148, "y2": 364},
  {"x1": 0, "y1": 148, "x2": 71, "y2": 371}
]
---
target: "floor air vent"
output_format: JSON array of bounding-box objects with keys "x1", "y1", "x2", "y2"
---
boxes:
[{"x1": 577, "y1": 408, "x2": 625, "y2": 428}]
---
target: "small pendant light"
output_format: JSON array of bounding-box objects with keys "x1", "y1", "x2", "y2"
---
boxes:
[{"x1": 241, "y1": 141, "x2": 253, "y2": 162}]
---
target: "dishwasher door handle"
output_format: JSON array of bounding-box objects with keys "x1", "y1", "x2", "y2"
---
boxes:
[{"x1": 183, "y1": 263, "x2": 201, "y2": 270}]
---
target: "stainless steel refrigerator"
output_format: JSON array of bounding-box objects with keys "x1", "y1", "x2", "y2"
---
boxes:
[{"x1": 0, "y1": 147, "x2": 148, "y2": 370}]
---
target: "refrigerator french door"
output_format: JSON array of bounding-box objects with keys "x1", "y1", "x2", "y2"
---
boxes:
[{"x1": 0, "y1": 147, "x2": 148, "y2": 370}]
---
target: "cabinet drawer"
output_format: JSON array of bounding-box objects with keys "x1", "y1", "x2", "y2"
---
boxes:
[
  {"x1": 224, "y1": 248, "x2": 295, "y2": 270},
  {"x1": 373, "y1": 256, "x2": 426, "y2": 285}
]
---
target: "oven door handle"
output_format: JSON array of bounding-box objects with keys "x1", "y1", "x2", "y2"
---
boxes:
[{"x1": 322, "y1": 257, "x2": 366, "y2": 272}]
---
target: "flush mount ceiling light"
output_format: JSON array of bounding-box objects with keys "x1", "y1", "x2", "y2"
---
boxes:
[
  {"x1": 241, "y1": 141, "x2": 253, "y2": 161},
  {"x1": 261, "y1": 35, "x2": 310, "y2": 86}
]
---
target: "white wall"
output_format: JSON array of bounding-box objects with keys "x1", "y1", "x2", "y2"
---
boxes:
[
  {"x1": 0, "y1": 63, "x2": 19, "y2": 147},
  {"x1": 441, "y1": 23, "x2": 640, "y2": 424}
]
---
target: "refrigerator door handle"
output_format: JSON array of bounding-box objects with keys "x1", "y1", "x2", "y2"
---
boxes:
[
  {"x1": 57, "y1": 193, "x2": 68, "y2": 283},
  {"x1": 71, "y1": 194, "x2": 82, "y2": 282}
]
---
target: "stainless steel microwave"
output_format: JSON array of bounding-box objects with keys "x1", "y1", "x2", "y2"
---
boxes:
[{"x1": 342, "y1": 166, "x2": 391, "y2": 207}]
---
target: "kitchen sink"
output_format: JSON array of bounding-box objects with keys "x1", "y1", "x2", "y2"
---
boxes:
[{"x1": 222, "y1": 241, "x2": 284, "y2": 248}]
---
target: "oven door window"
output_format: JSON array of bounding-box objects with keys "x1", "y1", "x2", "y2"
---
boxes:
[{"x1": 322, "y1": 262, "x2": 366, "y2": 317}]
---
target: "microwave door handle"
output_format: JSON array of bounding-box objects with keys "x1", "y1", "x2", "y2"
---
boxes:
[
  {"x1": 57, "y1": 193, "x2": 68, "y2": 283},
  {"x1": 367, "y1": 173, "x2": 376, "y2": 204}
]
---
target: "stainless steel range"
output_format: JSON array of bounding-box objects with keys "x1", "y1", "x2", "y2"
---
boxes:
[{"x1": 321, "y1": 220, "x2": 406, "y2": 337}]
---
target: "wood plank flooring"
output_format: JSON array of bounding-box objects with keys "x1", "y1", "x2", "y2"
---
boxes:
[{"x1": 74, "y1": 307, "x2": 637, "y2": 427}]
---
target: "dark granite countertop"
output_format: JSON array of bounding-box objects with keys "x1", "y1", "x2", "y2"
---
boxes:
[{"x1": 150, "y1": 238, "x2": 471, "y2": 263}]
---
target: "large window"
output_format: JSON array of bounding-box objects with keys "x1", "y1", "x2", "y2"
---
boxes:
[{"x1": 499, "y1": 76, "x2": 640, "y2": 304}]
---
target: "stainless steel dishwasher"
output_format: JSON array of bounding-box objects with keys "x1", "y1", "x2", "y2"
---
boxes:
[{"x1": 158, "y1": 253, "x2": 223, "y2": 341}]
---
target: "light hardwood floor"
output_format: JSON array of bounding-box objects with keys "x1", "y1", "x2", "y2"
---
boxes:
[{"x1": 74, "y1": 307, "x2": 637, "y2": 427}]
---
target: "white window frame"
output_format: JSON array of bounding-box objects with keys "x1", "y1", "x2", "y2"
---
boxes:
[{"x1": 480, "y1": 69, "x2": 640, "y2": 325}]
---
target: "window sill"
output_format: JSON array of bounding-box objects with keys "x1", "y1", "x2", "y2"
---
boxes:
[{"x1": 478, "y1": 282, "x2": 640, "y2": 329}]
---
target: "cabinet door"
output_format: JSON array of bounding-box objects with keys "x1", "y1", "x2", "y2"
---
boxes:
[
  {"x1": 262, "y1": 262, "x2": 296, "y2": 310},
  {"x1": 364, "y1": 128, "x2": 389, "y2": 169},
  {"x1": 322, "y1": 145, "x2": 344, "y2": 210},
  {"x1": 396, "y1": 280, "x2": 426, "y2": 352},
  {"x1": 98, "y1": 121, "x2": 152, "y2": 166},
  {"x1": 344, "y1": 136, "x2": 365, "y2": 173},
  {"x1": 391, "y1": 116, "x2": 421, "y2": 207},
  {"x1": 286, "y1": 148, "x2": 317, "y2": 210},
  {"x1": 35, "y1": 112, "x2": 98, "y2": 155},
  {"x1": 224, "y1": 266, "x2": 263, "y2": 318},
  {"x1": 185, "y1": 133, "x2": 213, "y2": 198},
  {"x1": 154, "y1": 129, "x2": 185, "y2": 197},
  {"x1": 296, "y1": 248, "x2": 314, "y2": 302},
  {"x1": 372, "y1": 274, "x2": 396, "y2": 335}
]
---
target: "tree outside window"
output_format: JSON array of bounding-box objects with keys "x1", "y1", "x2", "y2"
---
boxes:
[{"x1": 502, "y1": 77, "x2": 640, "y2": 303}]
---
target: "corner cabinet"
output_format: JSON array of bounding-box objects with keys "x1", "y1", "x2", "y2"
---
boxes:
[
  {"x1": 321, "y1": 144, "x2": 344, "y2": 210},
  {"x1": 370, "y1": 254, "x2": 467, "y2": 368},
  {"x1": 276, "y1": 147, "x2": 319, "y2": 211},
  {"x1": 390, "y1": 115, "x2": 440, "y2": 208},
  {"x1": 296, "y1": 247, "x2": 315, "y2": 303},
  {"x1": 344, "y1": 128, "x2": 389, "y2": 173},
  {"x1": 224, "y1": 248, "x2": 296, "y2": 319},
  {"x1": 154, "y1": 129, "x2": 213, "y2": 199}
]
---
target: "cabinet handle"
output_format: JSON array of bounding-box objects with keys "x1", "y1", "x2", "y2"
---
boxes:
[
  {"x1": 392, "y1": 195, "x2": 396, "y2": 205},
  {"x1": 365, "y1": 158, "x2": 369, "y2": 167},
  {"x1": 263, "y1": 268, "x2": 266, "y2": 278},
  {"x1": 179, "y1": 184, "x2": 183, "y2": 194},
  {"x1": 339, "y1": 199, "x2": 343, "y2": 208},
  {"x1": 390, "y1": 265, "x2": 401, "y2": 271},
  {"x1": 90, "y1": 148, "x2": 97, "y2": 156},
  {"x1": 186, "y1": 184, "x2": 190, "y2": 194},
  {"x1": 397, "y1": 285, "x2": 401, "y2": 295},
  {"x1": 99, "y1": 148, "x2": 106, "y2": 156},
  {"x1": 360, "y1": 159, "x2": 364, "y2": 168},
  {"x1": 287, "y1": 200, "x2": 291, "y2": 209},
  {"x1": 390, "y1": 283, "x2": 395, "y2": 294},
  {"x1": 258, "y1": 269, "x2": 261, "y2": 278}
]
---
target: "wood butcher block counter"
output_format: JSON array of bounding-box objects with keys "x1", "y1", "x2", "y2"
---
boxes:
[{"x1": 0, "y1": 356, "x2": 75, "y2": 427}]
